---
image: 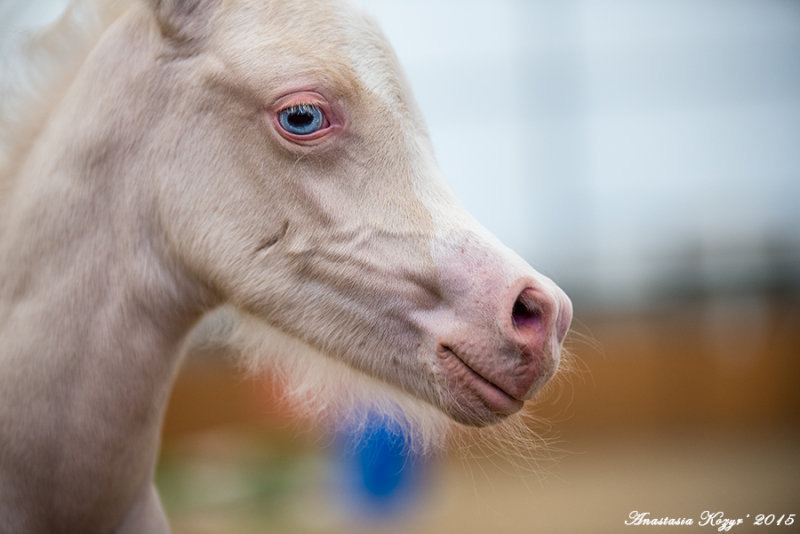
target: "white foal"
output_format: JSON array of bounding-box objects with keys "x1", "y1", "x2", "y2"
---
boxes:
[{"x1": 0, "y1": 0, "x2": 572, "y2": 532}]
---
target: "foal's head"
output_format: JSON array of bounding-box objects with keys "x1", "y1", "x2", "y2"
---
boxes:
[{"x1": 137, "y1": 0, "x2": 571, "y2": 430}]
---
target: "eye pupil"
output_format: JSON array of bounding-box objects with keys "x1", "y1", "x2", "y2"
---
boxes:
[
  {"x1": 288, "y1": 110, "x2": 313, "y2": 127},
  {"x1": 278, "y1": 104, "x2": 326, "y2": 136}
]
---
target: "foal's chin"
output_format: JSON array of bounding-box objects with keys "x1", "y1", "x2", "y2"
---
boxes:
[{"x1": 431, "y1": 345, "x2": 562, "y2": 428}]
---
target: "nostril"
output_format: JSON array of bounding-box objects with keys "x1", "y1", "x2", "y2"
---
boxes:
[{"x1": 511, "y1": 293, "x2": 543, "y2": 330}]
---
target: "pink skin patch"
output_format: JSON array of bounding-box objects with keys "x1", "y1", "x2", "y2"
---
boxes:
[{"x1": 424, "y1": 239, "x2": 571, "y2": 426}]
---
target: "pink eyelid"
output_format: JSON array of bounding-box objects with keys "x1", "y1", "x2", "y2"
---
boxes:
[{"x1": 270, "y1": 91, "x2": 341, "y2": 143}]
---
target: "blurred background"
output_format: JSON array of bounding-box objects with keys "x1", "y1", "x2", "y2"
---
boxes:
[{"x1": 4, "y1": 0, "x2": 799, "y2": 532}]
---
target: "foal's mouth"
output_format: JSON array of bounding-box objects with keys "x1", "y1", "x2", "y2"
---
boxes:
[{"x1": 436, "y1": 344, "x2": 524, "y2": 423}]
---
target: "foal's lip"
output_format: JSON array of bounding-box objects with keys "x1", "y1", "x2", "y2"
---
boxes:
[{"x1": 437, "y1": 345, "x2": 524, "y2": 417}]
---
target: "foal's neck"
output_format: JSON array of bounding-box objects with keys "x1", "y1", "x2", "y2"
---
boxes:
[
  {"x1": 0, "y1": 11, "x2": 208, "y2": 529},
  {"x1": 0, "y1": 174, "x2": 199, "y2": 531},
  {"x1": 0, "y1": 56, "x2": 202, "y2": 446}
]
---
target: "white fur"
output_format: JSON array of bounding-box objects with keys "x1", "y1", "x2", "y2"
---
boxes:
[{"x1": 229, "y1": 309, "x2": 452, "y2": 452}]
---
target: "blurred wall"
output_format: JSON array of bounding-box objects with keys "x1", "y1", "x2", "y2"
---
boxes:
[{"x1": 357, "y1": 0, "x2": 800, "y2": 311}]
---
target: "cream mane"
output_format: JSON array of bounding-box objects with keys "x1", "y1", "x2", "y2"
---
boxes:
[{"x1": 0, "y1": 0, "x2": 127, "y2": 185}]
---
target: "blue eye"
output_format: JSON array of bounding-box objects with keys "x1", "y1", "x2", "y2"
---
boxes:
[{"x1": 277, "y1": 104, "x2": 326, "y2": 136}]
